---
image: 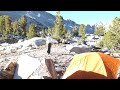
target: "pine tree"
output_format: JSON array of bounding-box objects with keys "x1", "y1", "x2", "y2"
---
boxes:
[
  {"x1": 27, "y1": 23, "x2": 37, "y2": 39},
  {"x1": 109, "y1": 17, "x2": 120, "y2": 51},
  {"x1": 94, "y1": 24, "x2": 104, "y2": 36},
  {"x1": 60, "y1": 25, "x2": 67, "y2": 39},
  {"x1": 12, "y1": 21, "x2": 19, "y2": 36},
  {"x1": 41, "y1": 29, "x2": 45, "y2": 38},
  {"x1": 79, "y1": 24, "x2": 85, "y2": 35},
  {"x1": 102, "y1": 31, "x2": 116, "y2": 49},
  {"x1": 18, "y1": 15, "x2": 27, "y2": 38},
  {"x1": 100, "y1": 17, "x2": 120, "y2": 51},
  {"x1": 4, "y1": 15, "x2": 12, "y2": 39},
  {"x1": 65, "y1": 30, "x2": 71, "y2": 39},
  {"x1": 72, "y1": 25, "x2": 78, "y2": 37},
  {"x1": 0, "y1": 15, "x2": 13, "y2": 40},
  {"x1": 53, "y1": 11, "x2": 65, "y2": 40},
  {"x1": 79, "y1": 24, "x2": 86, "y2": 42},
  {"x1": 47, "y1": 27, "x2": 52, "y2": 36},
  {"x1": 45, "y1": 28, "x2": 48, "y2": 36},
  {"x1": 41, "y1": 28, "x2": 48, "y2": 38},
  {"x1": 0, "y1": 16, "x2": 6, "y2": 40},
  {"x1": 0, "y1": 16, "x2": 5, "y2": 34}
]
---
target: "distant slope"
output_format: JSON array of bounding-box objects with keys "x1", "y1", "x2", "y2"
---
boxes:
[{"x1": 0, "y1": 11, "x2": 95, "y2": 34}]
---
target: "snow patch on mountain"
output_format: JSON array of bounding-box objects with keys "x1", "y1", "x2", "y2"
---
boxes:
[
  {"x1": 69, "y1": 26, "x2": 73, "y2": 28},
  {"x1": 26, "y1": 13, "x2": 36, "y2": 20},
  {"x1": 37, "y1": 13, "x2": 41, "y2": 17}
]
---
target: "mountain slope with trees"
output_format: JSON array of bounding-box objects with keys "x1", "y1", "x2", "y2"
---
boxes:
[{"x1": 0, "y1": 11, "x2": 95, "y2": 34}]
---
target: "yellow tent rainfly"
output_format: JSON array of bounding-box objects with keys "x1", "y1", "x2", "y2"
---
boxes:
[{"x1": 62, "y1": 52, "x2": 120, "y2": 79}]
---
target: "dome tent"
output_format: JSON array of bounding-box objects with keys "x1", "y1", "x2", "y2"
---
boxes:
[{"x1": 62, "y1": 52, "x2": 120, "y2": 79}]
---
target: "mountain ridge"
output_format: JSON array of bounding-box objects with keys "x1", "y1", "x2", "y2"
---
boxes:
[{"x1": 0, "y1": 11, "x2": 95, "y2": 34}]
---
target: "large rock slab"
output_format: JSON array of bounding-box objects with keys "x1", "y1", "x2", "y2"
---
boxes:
[
  {"x1": 28, "y1": 58, "x2": 52, "y2": 79},
  {"x1": 13, "y1": 54, "x2": 40, "y2": 79}
]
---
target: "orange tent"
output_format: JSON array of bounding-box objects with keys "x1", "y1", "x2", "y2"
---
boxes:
[{"x1": 62, "y1": 52, "x2": 120, "y2": 79}]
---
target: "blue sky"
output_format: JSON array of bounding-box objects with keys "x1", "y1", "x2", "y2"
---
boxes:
[{"x1": 46, "y1": 11, "x2": 120, "y2": 25}]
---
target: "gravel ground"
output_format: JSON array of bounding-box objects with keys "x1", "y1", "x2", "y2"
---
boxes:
[
  {"x1": 28, "y1": 44, "x2": 73, "y2": 79},
  {"x1": 1, "y1": 43, "x2": 120, "y2": 79},
  {"x1": 0, "y1": 44, "x2": 73, "y2": 79}
]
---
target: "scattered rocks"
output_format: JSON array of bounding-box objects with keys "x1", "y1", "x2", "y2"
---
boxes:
[{"x1": 2, "y1": 38, "x2": 119, "y2": 79}]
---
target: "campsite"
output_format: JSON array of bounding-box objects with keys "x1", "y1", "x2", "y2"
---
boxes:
[
  {"x1": 0, "y1": 37, "x2": 120, "y2": 79},
  {"x1": 0, "y1": 11, "x2": 120, "y2": 79}
]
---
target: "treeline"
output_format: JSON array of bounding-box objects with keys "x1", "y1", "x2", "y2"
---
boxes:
[
  {"x1": 2, "y1": 11, "x2": 119, "y2": 52},
  {"x1": 0, "y1": 12, "x2": 87, "y2": 44},
  {"x1": 0, "y1": 15, "x2": 38, "y2": 42},
  {"x1": 93, "y1": 17, "x2": 120, "y2": 52},
  {"x1": 98, "y1": 17, "x2": 120, "y2": 52},
  {"x1": 40, "y1": 11, "x2": 86, "y2": 43}
]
